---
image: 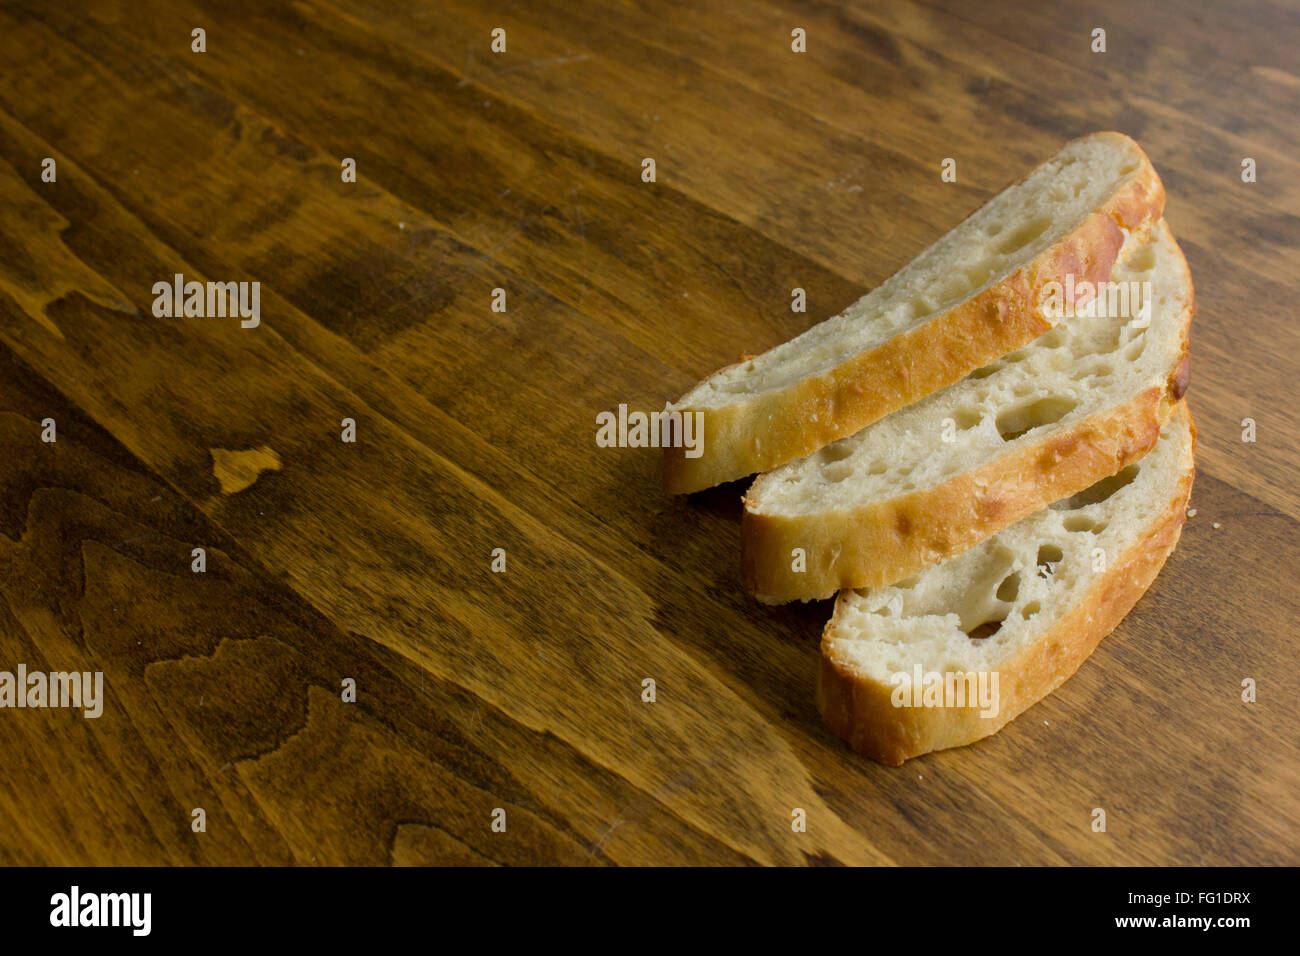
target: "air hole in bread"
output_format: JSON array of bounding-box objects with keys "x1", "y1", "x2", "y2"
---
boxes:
[
  {"x1": 1127, "y1": 243, "x2": 1158, "y2": 272},
  {"x1": 823, "y1": 462, "x2": 853, "y2": 483},
  {"x1": 1020, "y1": 600, "x2": 1041, "y2": 619},
  {"x1": 1063, "y1": 515, "x2": 1106, "y2": 534},
  {"x1": 993, "y1": 216, "x2": 1052, "y2": 256},
  {"x1": 871, "y1": 594, "x2": 903, "y2": 617},
  {"x1": 1124, "y1": 341, "x2": 1144, "y2": 361},
  {"x1": 1059, "y1": 464, "x2": 1141, "y2": 509},
  {"x1": 952, "y1": 408, "x2": 982, "y2": 430},
  {"x1": 995, "y1": 570, "x2": 1021, "y2": 603},
  {"x1": 969, "y1": 362, "x2": 1001, "y2": 379},
  {"x1": 995, "y1": 396, "x2": 1079, "y2": 441},
  {"x1": 902, "y1": 299, "x2": 928, "y2": 322},
  {"x1": 984, "y1": 222, "x2": 1004, "y2": 237},
  {"x1": 967, "y1": 617, "x2": 1005, "y2": 641},
  {"x1": 867, "y1": 461, "x2": 888, "y2": 475},
  {"x1": 1036, "y1": 543, "x2": 1064, "y2": 576},
  {"x1": 894, "y1": 575, "x2": 919, "y2": 590},
  {"x1": 821, "y1": 443, "x2": 854, "y2": 463}
]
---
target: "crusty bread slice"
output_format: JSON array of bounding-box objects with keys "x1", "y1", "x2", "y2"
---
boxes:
[
  {"x1": 817, "y1": 402, "x2": 1195, "y2": 764},
  {"x1": 741, "y1": 220, "x2": 1192, "y2": 602},
  {"x1": 664, "y1": 132, "x2": 1165, "y2": 494}
]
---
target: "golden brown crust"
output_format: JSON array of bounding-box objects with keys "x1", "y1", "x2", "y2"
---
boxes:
[
  {"x1": 663, "y1": 134, "x2": 1166, "y2": 495},
  {"x1": 816, "y1": 404, "x2": 1196, "y2": 764}
]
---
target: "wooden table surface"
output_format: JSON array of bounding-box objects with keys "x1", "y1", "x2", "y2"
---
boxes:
[{"x1": 1, "y1": 0, "x2": 1297, "y2": 866}]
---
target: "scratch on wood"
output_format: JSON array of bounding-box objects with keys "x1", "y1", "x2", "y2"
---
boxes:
[{"x1": 588, "y1": 815, "x2": 623, "y2": 857}]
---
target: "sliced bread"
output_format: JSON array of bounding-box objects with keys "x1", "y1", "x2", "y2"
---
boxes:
[
  {"x1": 817, "y1": 402, "x2": 1195, "y2": 764},
  {"x1": 664, "y1": 132, "x2": 1165, "y2": 494},
  {"x1": 741, "y1": 220, "x2": 1193, "y2": 602}
]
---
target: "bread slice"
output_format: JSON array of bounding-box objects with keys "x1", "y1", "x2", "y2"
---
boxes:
[
  {"x1": 663, "y1": 132, "x2": 1165, "y2": 494},
  {"x1": 817, "y1": 402, "x2": 1195, "y2": 764},
  {"x1": 741, "y1": 220, "x2": 1192, "y2": 602}
]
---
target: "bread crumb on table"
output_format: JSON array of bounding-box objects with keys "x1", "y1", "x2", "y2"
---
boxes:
[
  {"x1": 1186, "y1": 507, "x2": 1197, "y2": 517},
  {"x1": 1212, "y1": 521, "x2": 1222, "y2": 529}
]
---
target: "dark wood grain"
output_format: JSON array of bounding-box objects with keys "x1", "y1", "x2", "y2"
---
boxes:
[{"x1": 0, "y1": 0, "x2": 1296, "y2": 865}]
